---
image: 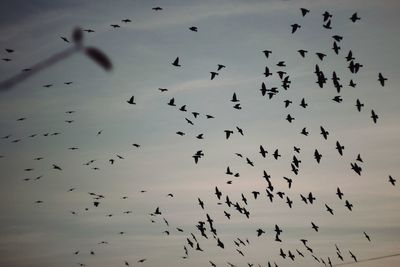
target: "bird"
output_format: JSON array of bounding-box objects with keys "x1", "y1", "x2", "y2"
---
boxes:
[
  {"x1": 251, "y1": 191, "x2": 260, "y2": 199},
  {"x1": 262, "y1": 50, "x2": 272, "y2": 58},
  {"x1": 322, "y1": 11, "x2": 332, "y2": 22},
  {"x1": 301, "y1": 127, "x2": 309, "y2": 136},
  {"x1": 356, "y1": 99, "x2": 364, "y2": 112},
  {"x1": 122, "y1": 19, "x2": 132, "y2": 23},
  {"x1": 224, "y1": 130, "x2": 234, "y2": 140},
  {"x1": 300, "y1": 98, "x2": 308, "y2": 108},
  {"x1": 332, "y1": 95, "x2": 343, "y2": 103},
  {"x1": 263, "y1": 66, "x2": 272, "y2": 77},
  {"x1": 345, "y1": 200, "x2": 353, "y2": 211},
  {"x1": 284, "y1": 99, "x2": 292, "y2": 108},
  {"x1": 210, "y1": 72, "x2": 219, "y2": 80},
  {"x1": 158, "y1": 88, "x2": 168, "y2": 92},
  {"x1": 311, "y1": 222, "x2": 319, "y2": 232},
  {"x1": 256, "y1": 228, "x2": 265, "y2": 237},
  {"x1": 168, "y1": 98, "x2": 176, "y2": 106},
  {"x1": 308, "y1": 192, "x2": 316, "y2": 204},
  {"x1": 288, "y1": 250, "x2": 295, "y2": 261},
  {"x1": 286, "y1": 114, "x2": 295, "y2": 123},
  {"x1": 333, "y1": 35, "x2": 343, "y2": 42},
  {"x1": 333, "y1": 41, "x2": 341, "y2": 54},
  {"x1": 316, "y1": 52, "x2": 326, "y2": 61},
  {"x1": 283, "y1": 177, "x2": 293, "y2": 189},
  {"x1": 286, "y1": 197, "x2": 293, "y2": 208},
  {"x1": 389, "y1": 175, "x2": 396, "y2": 186},
  {"x1": 52, "y1": 164, "x2": 62, "y2": 170},
  {"x1": 336, "y1": 187, "x2": 344, "y2": 199},
  {"x1": 350, "y1": 12, "x2": 361, "y2": 23},
  {"x1": 320, "y1": 126, "x2": 329, "y2": 140},
  {"x1": 231, "y1": 93, "x2": 239, "y2": 102},
  {"x1": 323, "y1": 19, "x2": 332, "y2": 29},
  {"x1": 198, "y1": 198, "x2": 205, "y2": 209},
  {"x1": 172, "y1": 57, "x2": 181, "y2": 67},
  {"x1": 314, "y1": 149, "x2": 322, "y2": 163},
  {"x1": 189, "y1": 26, "x2": 198, "y2": 32},
  {"x1": 273, "y1": 149, "x2": 281, "y2": 160},
  {"x1": 215, "y1": 187, "x2": 222, "y2": 199},
  {"x1": 291, "y1": 23, "x2": 301, "y2": 33},
  {"x1": 217, "y1": 64, "x2": 226, "y2": 71},
  {"x1": 60, "y1": 36, "x2": 69, "y2": 43},
  {"x1": 371, "y1": 109, "x2": 379, "y2": 123},
  {"x1": 127, "y1": 96, "x2": 136, "y2": 105},
  {"x1": 110, "y1": 24, "x2": 120, "y2": 28},
  {"x1": 298, "y1": 49, "x2": 308, "y2": 57},
  {"x1": 378, "y1": 73, "x2": 387, "y2": 86},
  {"x1": 246, "y1": 157, "x2": 254, "y2": 167},
  {"x1": 349, "y1": 250, "x2": 357, "y2": 262},
  {"x1": 336, "y1": 141, "x2": 344, "y2": 156},
  {"x1": 363, "y1": 231, "x2": 371, "y2": 241},
  {"x1": 300, "y1": 8, "x2": 310, "y2": 17},
  {"x1": 325, "y1": 204, "x2": 334, "y2": 215},
  {"x1": 152, "y1": 7, "x2": 163, "y2": 11},
  {"x1": 259, "y1": 145, "x2": 268, "y2": 158},
  {"x1": 351, "y1": 162, "x2": 362, "y2": 176},
  {"x1": 279, "y1": 248, "x2": 286, "y2": 259},
  {"x1": 276, "y1": 61, "x2": 286, "y2": 67},
  {"x1": 236, "y1": 126, "x2": 244, "y2": 135}
]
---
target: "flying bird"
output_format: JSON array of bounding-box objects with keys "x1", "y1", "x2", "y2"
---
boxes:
[
  {"x1": 378, "y1": 72, "x2": 387, "y2": 86},
  {"x1": 210, "y1": 72, "x2": 219, "y2": 80},
  {"x1": 300, "y1": 8, "x2": 310, "y2": 17},
  {"x1": 127, "y1": 96, "x2": 136, "y2": 105},
  {"x1": 371, "y1": 109, "x2": 379, "y2": 123},
  {"x1": 350, "y1": 12, "x2": 361, "y2": 23},
  {"x1": 172, "y1": 57, "x2": 181, "y2": 67},
  {"x1": 291, "y1": 23, "x2": 301, "y2": 33}
]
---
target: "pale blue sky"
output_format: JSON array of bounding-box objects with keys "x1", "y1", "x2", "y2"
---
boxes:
[{"x1": 0, "y1": 0, "x2": 399, "y2": 267}]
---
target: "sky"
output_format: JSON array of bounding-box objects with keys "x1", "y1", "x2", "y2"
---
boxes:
[{"x1": 0, "y1": 0, "x2": 399, "y2": 267}]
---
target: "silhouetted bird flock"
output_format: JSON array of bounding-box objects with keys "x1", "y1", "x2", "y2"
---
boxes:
[{"x1": 0, "y1": 5, "x2": 398, "y2": 267}]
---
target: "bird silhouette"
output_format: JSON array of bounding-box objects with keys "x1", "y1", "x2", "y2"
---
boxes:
[
  {"x1": 300, "y1": 8, "x2": 310, "y2": 17},
  {"x1": 210, "y1": 72, "x2": 219, "y2": 80},
  {"x1": 350, "y1": 12, "x2": 361, "y2": 23},
  {"x1": 356, "y1": 99, "x2": 364, "y2": 112},
  {"x1": 371, "y1": 109, "x2": 379, "y2": 123},
  {"x1": 378, "y1": 73, "x2": 387, "y2": 86},
  {"x1": 168, "y1": 98, "x2": 176, "y2": 106},
  {"x1": 172, "y1": 57, "x2": 181, "y2": 67},
  {"x1": 291, "y1": 24, "x2": 301, "y2": 33},
  {"x1": 389, "y1": 175, "x2": 396, "y2": 186},
  {"x1": 298, "y1": 49, "x2": 308, "y2": 57},
  {"x1": 127, "y1": 96, "x2": 136, "y2": 105}
]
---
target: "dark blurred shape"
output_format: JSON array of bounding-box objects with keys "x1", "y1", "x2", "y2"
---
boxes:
[
  {"x1": 85, "y1": 47, "x2": 112, "y2": 71},
  {"x1": 72, "y1": 27, "x2": 83, "y2": 46},
  {"x1": 0, "y1": 27, "x2": 112, "y2": 92}
]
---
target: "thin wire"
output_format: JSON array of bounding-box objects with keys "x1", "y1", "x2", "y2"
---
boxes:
[{"x1": 333, "y1": 253, "x2": 400, "y2": 266}]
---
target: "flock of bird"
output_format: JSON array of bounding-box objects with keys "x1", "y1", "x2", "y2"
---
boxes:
[{"x1": 0, "y1": 5, "x2": 398, "y2": 267}]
